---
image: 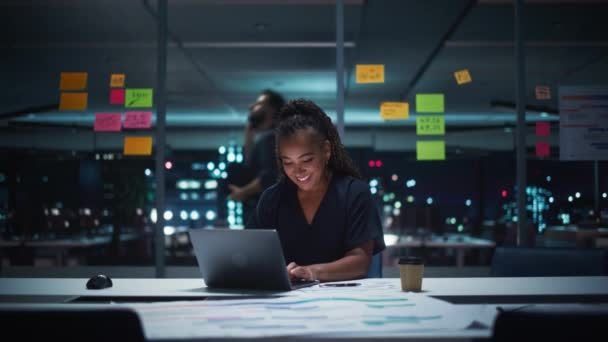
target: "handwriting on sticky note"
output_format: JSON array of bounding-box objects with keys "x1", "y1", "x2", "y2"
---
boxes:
[
  {"x1": 535, "y1": 86, "x2": 551, "y2": 100},
  {"x1": 416, "y1": 140, "x2": 445, "y2": 161},
  {"x1": 536, "y1": 142, "x2": 550, "y2": 158},
  {"x1": 536, "y1": 122, "x2": 550, "y2": 137},
  {"x1": 110, "y1": 74, "x2": 125, "y2": 88},
  {"x1": 110, "y1": 89, "x2": 125, "y2": 105},
  {"x1": 454, "y1": 69, "x2": 472, "y2": 85},
  {"x1": 124, "y1": 136, "x2": 153, "y2": 156},
  {"x1": 380, "y1": 102, "x2": 409, "y2": 120},
  {"x1": 416, "y1": 94, "x2": 444, "y2": 113},
  {"x1": 125, "y1": 88, "x2": 153, "y2": 108},
  {"x1": 94, "y1": 113, "x2": 122, "y2": 132},
  {"x1": 59, "y1": 92, "x2": 88, "y2": 111},
  {"x1": 356, "y1": 64, "x2": 385, "y2": 84},
  {"x1": 124, "y1": 111, "x2": 152, "y2": 129},
  {"x1": 59, "y1": 72, "x2": 88, "y2": 90},
  {"x1": 416, "y1": 116, "x2": 445, "y2": 135}
]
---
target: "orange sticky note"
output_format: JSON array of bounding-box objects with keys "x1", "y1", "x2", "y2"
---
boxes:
[
  {"x1": 380, "y1": 102, "x2": 409, "y2": 120},
  {"x1": 124, "y1": 136, "x2": 152, "y2": 156},
  {"x1": 356, "y1": 64, "x2": 385, "y2": 84},
  {"x1": 535, "y1": 86, "x2": 551, "y2": 100},
  {"x1": 59, "y1": 72, "x2": 88, "y2": 90},
  {"x1": 454, "y1": 69, "x2": 472, "y2": 85},
  {"x1": 59, "y1": 92, "x2": 88, "y2": 111},
  {"x1": 110, "y1": 74, "x2": 125, "y2": 88}
]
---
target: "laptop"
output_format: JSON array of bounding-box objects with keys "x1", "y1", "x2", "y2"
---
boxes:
[{"x1": 189, "y1": 229, "x2": 319, "y2": 291}]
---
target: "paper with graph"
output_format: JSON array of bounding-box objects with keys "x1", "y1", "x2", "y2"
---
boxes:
[{"x1": 129, "y1": 280, "x2": 473, "y2": 339}]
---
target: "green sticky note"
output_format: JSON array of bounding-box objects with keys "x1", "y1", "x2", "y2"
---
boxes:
[
  {"x1": 416, "y1": 94, "x2": 444, "y2": 113},
  {"x1": 416, "y1": 115, "x2": 445, "y2": 135},
  {"x1": 125, "y1": 88, "x2": 153, "y2": 108},
  {"x1": 416, "y1": 140, "x2": 445, "y2": 161}
]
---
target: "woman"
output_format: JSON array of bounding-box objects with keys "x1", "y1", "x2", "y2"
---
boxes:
[{"x1": 246, "y1": 99, "x2": 385, "y2": 282}]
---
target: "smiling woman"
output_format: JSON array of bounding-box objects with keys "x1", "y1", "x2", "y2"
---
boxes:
[{"x1": 246, "y1": 99, "x2": 386, "y2": 282}]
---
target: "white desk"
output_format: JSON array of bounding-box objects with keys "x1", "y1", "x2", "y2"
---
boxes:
[
  {"x1": 1, "y1": 277, "x2": 607, "y2": 298},
  {"x1": 1, "y1": 277, "x2": 607, "y2": 341}
]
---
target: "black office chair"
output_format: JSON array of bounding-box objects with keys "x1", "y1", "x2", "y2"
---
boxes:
[
  {"x1": 0, "y1": 307, "x2": 145, "y2": 341},
  {"x1": 367, "y1": 252, "x2": 383, "y2": 278},
  {"x1": 493, "y1": 306, "x2": 608, "y2": 341},
  {"x1": 490, "y1": 247, "x2": 608, "y2": 277}
]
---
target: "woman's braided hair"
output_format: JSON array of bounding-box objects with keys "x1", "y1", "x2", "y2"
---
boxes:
[{"x1": 275, "y1": 99, "x2": 361, "y2": 180}]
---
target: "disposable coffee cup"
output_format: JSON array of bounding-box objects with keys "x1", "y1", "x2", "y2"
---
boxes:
[{"x1": 398, "y1": 257, "x2": 424, "y2": 292}]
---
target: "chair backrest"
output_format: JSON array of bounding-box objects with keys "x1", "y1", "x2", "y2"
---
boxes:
[
  {"x1": 367, "y1": 252, "x2": 383, "y2": 278},
  {"x1": 493, "y1": 306, "x2": 608, "y2": 341},
  {"x1": 0, "y1": 308, "x2": 145, "y2": 341},
  {"x1": 490, "y1": 247, "x2": 607, "y2": 277}
]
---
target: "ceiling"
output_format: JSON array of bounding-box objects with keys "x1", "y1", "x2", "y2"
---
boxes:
[{"x1": 1, "y1": 0, "x2": 607, "y2": 150}]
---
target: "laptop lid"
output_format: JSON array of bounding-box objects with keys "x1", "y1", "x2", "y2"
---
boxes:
[{"x1": 189, "y1": 229, "x2": 303, "y2": 291}]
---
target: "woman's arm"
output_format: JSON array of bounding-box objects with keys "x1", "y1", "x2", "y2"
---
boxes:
[{"x1": 288, "y1": 240, "x2": 374, "y2": 282}]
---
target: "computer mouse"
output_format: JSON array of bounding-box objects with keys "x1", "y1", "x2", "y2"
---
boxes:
[{"x1": 86, "y1": 274, "x2": 113, "y2": 290}]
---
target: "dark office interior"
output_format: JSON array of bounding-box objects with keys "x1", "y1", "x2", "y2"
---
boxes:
[{"x1": 1, "y1": 0, "x2": 607, "y2": 341}]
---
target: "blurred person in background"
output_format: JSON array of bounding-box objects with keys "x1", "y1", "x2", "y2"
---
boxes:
[{"x1": 228, "y1": 89, "x2": 285, "y2": 224}]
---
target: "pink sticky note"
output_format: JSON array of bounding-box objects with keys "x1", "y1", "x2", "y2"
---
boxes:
[
  {"x1": 536, "y1": 122, "x2": 550, "y2": 137},
  {"x1": 110, "y1": 89, "x2": 125, "y2": 105},
  {"x1": 94, "y1": 113, "x2": 122, "y2": 132},
  {"x1": 536, "y1": 142, "x2": 550, "y2": 158},
  {"x1": 124, "y1": 111, "x2": 152, "y2": 129}
]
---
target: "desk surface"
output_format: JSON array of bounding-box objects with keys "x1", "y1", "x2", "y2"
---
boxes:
[
  {"x1": 1, "y1": 277, "x2": 607, "y2": 341},
  {"x1": 1, "y1": 276, "x2": 607, "y2": 298}
]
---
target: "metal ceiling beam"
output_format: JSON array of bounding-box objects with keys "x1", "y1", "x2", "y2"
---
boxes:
[
  {"x1": 0, "y1": 0, "x2": 365, "y2": 7},
  {"x1": 401, "y1": 0, "x2": 478, "y2": 100},
  {"x1": 4, "y1": 42, "x2": 356, "y2": 49},
  {"x1": 479, "y1": 0, "x2": 607, "y2": 4},
  {"x1": 445, "y1": 40, "x2": 608, "y2": 47},
  {"x1": 12, "y1": 39, "x2": 608, "y2": 50}
]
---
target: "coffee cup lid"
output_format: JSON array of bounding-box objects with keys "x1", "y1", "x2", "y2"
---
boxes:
[{"x1": 398, "y1": 257, "x2": 423, "y2": 265}]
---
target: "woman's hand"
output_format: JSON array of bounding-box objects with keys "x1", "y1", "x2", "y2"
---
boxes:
[{"x1": 286, "y1": 262, "x2": 316, "y2": 281}]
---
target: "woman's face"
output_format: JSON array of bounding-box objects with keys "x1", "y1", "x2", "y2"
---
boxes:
[{"x1": 278, "y1": 128, "x2": 331, "y2": 193}]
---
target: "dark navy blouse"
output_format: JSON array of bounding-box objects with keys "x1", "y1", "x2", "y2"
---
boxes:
[{"x1": 246, "y1": 174, "x2": 386, "y2": 266}]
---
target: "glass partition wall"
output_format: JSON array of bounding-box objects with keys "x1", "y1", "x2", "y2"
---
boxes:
[{"x1": 1, "y1": 0, "x2": 606, "y2": 275}]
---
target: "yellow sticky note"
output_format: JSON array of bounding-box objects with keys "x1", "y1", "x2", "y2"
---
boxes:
[
  {"x1": 535, "y1": 85, "x2": 551, "y2": 100},
  {"x1": 124, "y1": 136, "x2": 153, "y2": 156},
  {"x1": 416, "y1": 140, "x2": 445, "y2": 161},
  {"x1": 356, "y1": 64, "x2": 384, "y2": 84},
  {"x1": 454, "y1": 69, "x2": 472, "y2": 85},
  {"x1": 416, "y1": 115, "x2": 445, "y2": 135},
  {"x1": 110, "y1": 74, "x2": 126, "y2": 88},
  {"x1": 59, "y1": 72, "x2": 88, "y2": 90},
  {"x1": 380, "y1": 102, "x2": 409, "y2": 120},
  {"x1": 416, "y1": 93, "x2": 444, "y2": 113},
  {"x1": 59, "y1": 92, "x2": 88, "y2": 111}
]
